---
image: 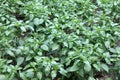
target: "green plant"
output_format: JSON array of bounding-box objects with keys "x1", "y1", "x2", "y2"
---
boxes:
[{"x1": 0, "y1": 0, "x2": 120, "y2": 80}]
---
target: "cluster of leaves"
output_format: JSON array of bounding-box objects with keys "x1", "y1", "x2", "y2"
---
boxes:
[{"x1": 0, "y1": 0, "x2": 120, "y2": 80}]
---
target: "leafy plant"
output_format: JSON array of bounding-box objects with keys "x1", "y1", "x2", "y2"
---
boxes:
[{"x1": 0, "y1": 0, "x2": 120, "y2": 80}]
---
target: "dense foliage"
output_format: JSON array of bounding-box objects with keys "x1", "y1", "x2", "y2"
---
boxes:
[{"x1": 0, "y1": 0, "x2": 120, "y2": 80}]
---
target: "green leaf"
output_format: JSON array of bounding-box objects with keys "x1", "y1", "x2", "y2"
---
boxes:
[
  {"x1": 5, "y1": 31, "x2": 10, "y2": 36},
  {"x1": 37, "y1": 72, "x2": 42, "y2": 80},
  {"x1": 37, "y1": 52, "x2": 42, "y2": 56},
  {"x1": 101, "y1": 64, "x2": 109, "y2": 72},
  {"x1": 68, "y1": 51, "x2": 75, "y2": 56},
  {"x1": 0, "y1": 74, "x2": 6, "y2": 80},
  {"x1": 16, "y1": 57, "x2": 24, "y2": 65},
  {"x1": 34, "y1": 18, "x2": 40, "y2": 26},
  {"x1": 88, "y1": 77, "x2": 95, "y2": 80},
  {"x1": 6, "y1": 50, "x2": 15, "y2": 57},
  {"x1": 93, "y1": 64, "x2": 100, "y2": 71},
  {"x1": 19, "y1": 72, "x2": 27, "y2": 80},
  {"x1": 67, "y1": 60, "x2": 80, "y2": 72},
  {"x1": 63, "y1": 42, "x2": 68, "y2": 47},
  {"x1": 67, "y1": 64, "x2": 79, "y2": 72},
  {"x1": 84, "y1": 61, "x2": 91, "y2": 72},
  {"x1": 60, "y1": 48, "x2": 68, "y2": 55},
  {"x1": 105, "y1": 58, "x2": 111, "y2": 65},
  {"x1": 116, "y1": 47, "x2": 120, "y2": 54},
  {"x1": 109, "y1": 48, "x2": 116, "y2": 53},
  {"x1": 52, "y1": 43, "x2": 59, "y2": 51},
  {"x1": 34, "y1": 18, "x2": 44, "y2": 26},
  {"x1": 105, "y1": 41, "x2": 110, "y2": 48},
  {"x1": 51, "y1": 71, "x2": 57, "y2": 79},
  {"x1": 20, "y1": 26, "x2": 26, "y2": 32},
  {"x1": 26, "y1": 69, "x2": 34, "y2": 78},
  {"x1": 79, "y1": 69, "x2": 84, "y2": 77},
  {"x1": 45, "y1": 66, "x2": 50, "y2": 76},
  {"x1": 41, "y1": 44, "x2": 49, "y2": 51},
  {"x1": 59, "y1": 68, "x2": 67, "y2": 77}
]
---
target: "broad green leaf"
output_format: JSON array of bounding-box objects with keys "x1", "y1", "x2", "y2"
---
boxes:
[
  {"x1": 45, "y1": 78, "x2": 51, "y2": 80},
  {"x1": 88, "y1": 77, "x2": 95, "y2": 80},
  {"x1": 79, "y1": 69, "x2": 84, "y2": 77},
  {"x1": 101, "y1": 64, "x2": 109, "y2": 72},
  {"x1": 37, "y1": 72, "x2": 42, "y2": 80},
  {"x1": 0, "y1": 75, "x2": 6, "y2": 80},
  {"x1": 109, "y1": 48, "x2": 116, "y2": 53},
  {"x1": 34, "y1": 18, "x2": 40, "y2": 26},
  {"x1": 19, "y1": 72, "x2": 27, "y2": 80},
  {"x1": 26, "y1": 69, "x2": 34, "y2": 78},
  {"x1": 59, "y1": 68, "x2": 67, "y2": 77},
  {"x1": 16, "y1": 57, "x2": 24, "y2": 65},
  {"x1": 68, "y1": 51, "x2": 75, "y2": 56},
  {"x1": 5, "y1": 31, "x2": 10, "y2": 36},
  {"x1": 37, "y1": 52, "x2": 42, "y2": 56},
  {"x1": 51, "y1": 71, "x2": 57, "y2": 79},
  {"x1": 39, "y1": 19, "x2": 44, "y2": 24},
  {"x1": 67, "y1": 60, "x2": 80, "y2": 72},
  {"x1": 52, "y1": 43, "x2": 59, "y2": 51},
  {"x1": 34, "y1": 18, "x2": 44, "y2": 26},
  {"x1": 45, "y1": 66, "x2": 50, "y2": 76},
  {"x1": 41, "y1": 44, "x2": 49, "y2": 51},
  {"x1": 105, "y1": 41, "x2": 110, "y2": 48},
  {"x1": 6, "y1": 50, "x2": 15, "y2": 57},
  {"x1": 93, "y1": 64, "x2": 100, "y2": 71},
  {"x1": 116, "y1": 47, "x2": 120, "y2": 54},
  {"x1": 84, "y1": 61, "x2": 91, "y2": 72},
  {"x1": 63, "y1": 42, "x2": 68, "y2": 47},
  {"x1": 20, "y1": 26, "x2": 26, "y2": 32},
  {"x1": 67, "y1": 64, "x2": 79, "y2": 72},
  {"x1": 105, "y1": 58, "x2": 111, "y2": 65},
  {"x1": 103, "y1": 52, "x2": 110, "y2": 58},
  {"x1": 60, "y1": 48, "x2": 68, "y2": 55}
]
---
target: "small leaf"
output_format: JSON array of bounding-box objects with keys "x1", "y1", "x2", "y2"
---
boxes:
[
  {"x1": 67, "y1": 60, "x2": 80, "y2": 72},
  {"x1": 37, "y1": 72, "x2": 42, "y2": 80},
  {"x1": 45, "y1": 66, "x2": 50, "y2": 76},
  {"x1": 34, "y1": 18, "x2": 44, "y2": 26},
  {"x1": 37, "y1": 52, "x2": 42, "y2": 56},
  {"x1": 84, "y1": 61, "x2": 91, "y2": 72},
  {"x1": 67, "y1": 64, "x2": 79, "y2": 72},
  {"x1": 60, "y1": 48, "x2": 68, "y2": 55},
  {"x1": 109, "y1": 48, "x2": 116, "y2": 53},
  {"x1": 6, "y1": 50, "x2": 15, "y2": 57},
  {"x1": 93, "y1": 64, "x2": 100, "y2": 71},
  {"x1": 105, "y1": 41, "x2": 110, "y2": 48},
  {"x1": 103, "y1": 52, "x2": 110, "y2": 58},
  {"x1": 116, "y1": 47, "x2": 120, "y2": 54},
  {"x1": 63, "y1": 42, "x2": 68, "y2": 47},
  {"x1": 105, "y1": 58, "x2": 111, "y2": 65},
  {"x1": 16, "y1": 57, "x2": 24, "y2": 65},
  {"x1": 68, "y1": 51, "x2": 75, "y2": 56},
  {"x1": 34, "y1": 18, "x2": 40, "y2": 26},
  {"x1": 5, "y1": 31, "x2": 10, "y2": 36},
  {"x1": 59, "y1": 68, "x2": 67, "y2": 77},
  {"x1": 26, "y1": 69, "x2": 34, "y2": 78},
  {"x1": 52, "y1": 43, "x2": 59, "y2": 51},
  {"x1": 101, "y1": 64, "x2": 109, "y2": 72},
  {"x1": 39, "y1": 19, "x2": 44, "y2": 24},
  {"x1": 20, "y1": 26, "x2": 26, "y2": 32},
  {"x1": 19, "y1": 72, "x2": 27, "y2": 80},
  {"x1": 88, "y1": 77, "x2": 95, "y2": 80},
  {"x1": 51, "y1": 71, "x2": 57, "y2": 79},
  {"x1": 41, "y1": 44, "x2": 49, "y2": 51}
]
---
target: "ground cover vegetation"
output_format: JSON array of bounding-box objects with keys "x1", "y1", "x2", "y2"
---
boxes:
[{"x1": 0, "y1": 0, "x2": 120, "y2": 80}]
